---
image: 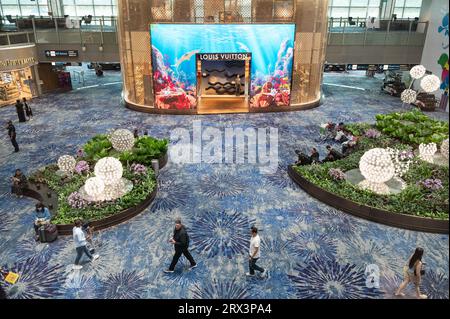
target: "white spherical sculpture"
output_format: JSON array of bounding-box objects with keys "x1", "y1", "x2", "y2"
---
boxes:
[
  {"x1": 441, "y1": 139, "x2": 449, "y2": 160},
  {"x1": 57, "y1": 155, "x2": 76, "y2": 174},
  {"x1": 84, "y1": 176, "x2": 105, "y2": 199},
  {"x1": 420, "y1": 75, "x2": 441, "y2": 93},
  {"x1": 358, "y1": 148, "x2": 395, "y2": 195},
  {"x1": 109, "y1": 129, "x2": 135, "y2": 152},
  {"x1": 400, "y1": 89, "x2": 417, "y2": 104},
  {"x1": 409, "y1": 65, "x2": 426, "y2": 79},
  {"x1": 94, "y1": 157, "x2": 123, "y2": 185},
  {"x1": 419, "y1": 143, "x2": 437, "y2": 163}
]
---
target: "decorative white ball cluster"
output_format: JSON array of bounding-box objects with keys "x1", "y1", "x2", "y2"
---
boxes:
[
  {"x1": 409, "y1": 65, "x2": 426, "y2": 79},
  {"x1": 400, "y1": 89, "x2": 417, "y2": 104},
  {"x1": 419, "y1": 143, "x2": 437, "y2": 163},
  {"x1": 57, "y1": 155, "x2": 76, "y2": 174},
  {"x1": 420, "y1": 74, "x2": 441, "y2": 93},
  {"x1": 441, "y1": 138, "x2": 449, "y2": 160},
  {"x1": 84, "y1": 176, "x2": 105, "y2": 199},
  {"x1": 109, "y1": 129, "x2": 135, "y2": 152},
  {"x1": 386, "y1": 148, "x2": 413, "y2": 178},
  {"x1": 94, "y1": 157, "x2": 123, "y2": 185},
  {"x1": 359, "y1": 148, "x2": 395, "y2": 184}
]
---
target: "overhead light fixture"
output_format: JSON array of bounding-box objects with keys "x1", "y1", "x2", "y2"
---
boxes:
[
  {"x1": 98, "y1": 45, "x2": 104, "y2": 52},
  {"x1": 82, "y1": 45, "x2": 86, "y2": 52}
]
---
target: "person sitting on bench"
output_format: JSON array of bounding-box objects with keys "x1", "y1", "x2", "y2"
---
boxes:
[
  {"x1": 33, "y1": 202, "x2": 51, "y2": 241},
  {"x1": 310, "y1": 148, "x2": 320, "y2": 164},
  {"x1": 324, "y1": 145, "x2": 344, "y2": 162},
  {"x1": 295, "y1": 148, "x2": 321, "y2": 165},
  {"x1": 295, "y1": 149, "x2": 312, "y2": 166}
]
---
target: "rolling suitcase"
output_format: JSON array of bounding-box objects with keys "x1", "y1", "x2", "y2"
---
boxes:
[
  {"x1": 38, "y1": 226, "x2": 46, "y2": 242},
  {"x1": 44, "y1": 224, "x2": 58, "y2": 242}
]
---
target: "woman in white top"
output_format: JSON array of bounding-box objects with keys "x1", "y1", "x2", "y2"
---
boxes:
[{"x1": 395, "y1": 247, "x2": 427, "y2": 299}]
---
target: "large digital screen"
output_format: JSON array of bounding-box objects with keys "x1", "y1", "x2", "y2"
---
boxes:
[{"x1": 150, "y1": 24, "x2": 295, "y2": 109}]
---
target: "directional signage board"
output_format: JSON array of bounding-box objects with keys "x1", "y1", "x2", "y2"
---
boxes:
[{"x1": 44, "y1": 50, "x2": 78, "y2": 58}]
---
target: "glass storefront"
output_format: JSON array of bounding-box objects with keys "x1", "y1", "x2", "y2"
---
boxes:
[{"x1": 0, "y1": 67, "x2": 35, "y2": 107}]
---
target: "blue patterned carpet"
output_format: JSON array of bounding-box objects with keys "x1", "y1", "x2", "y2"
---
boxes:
[{"x1": 0, "y1": 71, "x2": 448, "y2": 299}]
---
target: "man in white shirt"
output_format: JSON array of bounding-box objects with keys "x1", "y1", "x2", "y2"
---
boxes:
[
  {"x1": 246, "y1": 226, "x2": 265, "y2": 277},
  {"x1": 72, "y1": 219, "x2": 99, "y2": 270}
]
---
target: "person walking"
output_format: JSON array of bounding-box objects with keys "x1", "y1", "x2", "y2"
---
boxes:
[
  {"x1": 15, "y1": 100, "x2": 26, "y2": 123},
  {"x1": 72, "y1": 219, "x2": 99, "y2": 270},
  {"x1": 23, "y1": 98, "x2": 33, "y2": 120},
  {"x1": 395, "y1": 247, "x2": 428, "y2": 299},
  {"x1": 246, "y1": 226, "x2": 265, "y2": 277},
  {"x1": 6, "y1": 120, "x2": 19, "y2": 152},
  {"x1": 25, "y1": 76, "x2": 36, "y2": 96},
  {"x1": 164, "y1": 218, "x2": 197, "y2": 273},
  {"x1": 11, "y1": 169, "x2": 28, "y2": 197}
]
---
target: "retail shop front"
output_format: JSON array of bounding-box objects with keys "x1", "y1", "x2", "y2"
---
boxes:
[
  {"x1": 118, "y1": 0, "x2": 328, "y2": 114},
  {"x1": 0, "y1": 44, "x2": 40, "y2": 107}
]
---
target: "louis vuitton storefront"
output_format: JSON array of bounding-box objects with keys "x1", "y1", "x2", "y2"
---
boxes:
[
  {"x1": 117, "y1": 0, "x2": 328, "y2": 114},
  {"x1": 0, "y1": 44, "x2": 40, "y2": 107}
]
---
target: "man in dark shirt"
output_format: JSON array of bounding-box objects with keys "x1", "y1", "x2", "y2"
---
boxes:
[
  {"x1": 164, "y1": 218, "x2": 197, "y2": 273},
  {"x1": 7, "y1": 120, "x2": 19, "y2": 152},
  {"x1": 324, "y1": 145, "x2": 343, "y2": 162},
  {"x1": 310, "y1": 148, "x2": 320, "y2": 163},
  {"x1": 295, "y1": 149, "x2": 312, "y2": 165}
]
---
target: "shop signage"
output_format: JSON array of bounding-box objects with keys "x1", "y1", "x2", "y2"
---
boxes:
[
  {"x1": 45, "y1": 50, "x2": 78, "y2": 58},
  {"x1": 0, "y1": 57, "x2": 36, "y2": 68},
  {"x1": 198, "y1": 53, "x2": 251, "y2": 61}
]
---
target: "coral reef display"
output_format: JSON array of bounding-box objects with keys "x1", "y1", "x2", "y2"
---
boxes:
[{"x1": 150, "y1": 24, "x2": 295, "y2": 109}]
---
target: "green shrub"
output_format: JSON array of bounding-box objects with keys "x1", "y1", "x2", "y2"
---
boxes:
[
  {"x1": 293, "y1": 134, "x2": 449, "y2": 220},
  {"x1": 375, "y1": 109, "x2": 449, "y2": 145},
  {"x1": 49, "y1": 167, "x2": 156, "y2": 225},
  {"x1": 83, "y1": 134, "x2": 113, "y2": 161},
  {"x1": 119, "y1": 136, "x2": 168, "y2": 165},
  {"x1": 30, "y1": 134, "x2": 162, "y2": 224},
  {"x1": 82, "y1": 134, "x2": 168, "y2": 166}
]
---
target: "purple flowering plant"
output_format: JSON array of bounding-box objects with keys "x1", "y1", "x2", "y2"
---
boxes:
[
  {"x1": 68, "y1": 191, "x2": 88, "y2": 209},
  {"x1": 364, "y1": 128, "x2": 381, "y2": 139},
  {"x1": 75, "y1": 161, "x2": 90, "y2": 175},
  {"x1": 130, "y1": 163, "x2": 147, "y2": 175},
  {"x1": 328, "y1": 168, "x2": 346, "y2": 181},
  {"x1": 398, "y1": 150, "x2": 414, "y2": 161},
  {"x1": 76, "y1": 149, "x2": 86, "y2": 158},
  {"x1": 420, "y1": 178, "x2": 443, "y2": 191}
]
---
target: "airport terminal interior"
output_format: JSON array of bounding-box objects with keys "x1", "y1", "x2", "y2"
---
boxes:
[{"x1": 0, "y1": 0, "x2": 449, "y2": 300}]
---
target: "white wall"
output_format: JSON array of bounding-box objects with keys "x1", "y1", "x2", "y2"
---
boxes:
[{"x1": 420, "y1": 0, "x2": 449, "y2": 112}]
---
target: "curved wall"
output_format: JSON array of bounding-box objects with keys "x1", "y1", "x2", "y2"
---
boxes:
[{"x1": 117, "y1": 0, "x2": 328, "y2": 113}]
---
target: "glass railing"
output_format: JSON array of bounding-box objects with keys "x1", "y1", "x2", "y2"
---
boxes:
[
  {"x1": 0, "y1": 15, "x2": 428, "y2": 47},
  {"x1": 327, "y1": 17, "x2": 428, "y2": 46},
  {"x1": 0, "y1": 16, "x2": 117, "y2": 46}
]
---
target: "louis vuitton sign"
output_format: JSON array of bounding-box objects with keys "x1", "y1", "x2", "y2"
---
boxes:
[
  {"x1": 0, "y1": 57, "x2": 36, "y2": 68},
  {"x1": 198, "y1": 53, "x2": 251, "y2": 61}
]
